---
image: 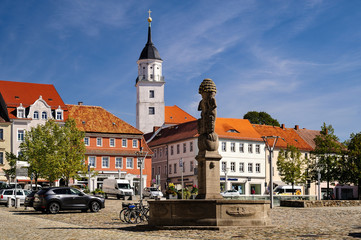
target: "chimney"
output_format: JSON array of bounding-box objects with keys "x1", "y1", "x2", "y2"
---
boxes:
[
  {"x1": 281, "y1": 124, "x2": 285, "y2": 129},
  {"x1": 153, "y1": 126, "x2": 161, "y2": 132},
  {"x1": 78, "y1": 102, "x2": 83, "y2": 105},
  {"x1": 294, "y1": 125, "x2": 299, "y2": 130}
]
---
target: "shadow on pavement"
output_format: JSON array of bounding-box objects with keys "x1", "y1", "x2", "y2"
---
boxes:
[
  {"x1": 349, "y1": 232, "x2": 361, "y2": 238},
  {"x1": 38, "y1": 226, "x2": 154, "y2": 232}
]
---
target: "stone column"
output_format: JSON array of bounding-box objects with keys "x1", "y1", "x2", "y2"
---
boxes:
[
  {"x1": 196, "y1": 79, "x2": 222, "y2": 200},
  {"x1": 196, "y1": 151, "x2": 222, "y2": 199}
]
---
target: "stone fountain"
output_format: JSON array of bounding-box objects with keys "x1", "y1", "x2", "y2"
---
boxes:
[{"x1": 147, "y1": 79, "x2": 271, "y2": 228}]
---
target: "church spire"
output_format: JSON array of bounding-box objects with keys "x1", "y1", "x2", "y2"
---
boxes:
[
  {"x1": 147, "y1": 9, "x2": 152, "y2": 44},
  {"x1": 139, "y1": 10, "x2": 162, "y2": 60}
]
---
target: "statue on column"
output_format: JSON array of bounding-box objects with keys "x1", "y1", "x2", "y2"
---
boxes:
[{"x1": 197, "y1": 78, "x2": 219, "y2": 154}]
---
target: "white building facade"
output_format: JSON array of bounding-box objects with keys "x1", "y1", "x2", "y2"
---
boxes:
[{"x1": 219, "y1": 139, "x2": 266, "y2": 195}]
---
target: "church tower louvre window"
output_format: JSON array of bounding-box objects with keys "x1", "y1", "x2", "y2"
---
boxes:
[{"x1": 136, "y1": 10, "x2": 165, "y2": 134}]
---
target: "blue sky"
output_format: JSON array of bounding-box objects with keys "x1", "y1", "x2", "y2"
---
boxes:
[{"x1": 0, "y1": 0, "x2": 360, "y2": 141}]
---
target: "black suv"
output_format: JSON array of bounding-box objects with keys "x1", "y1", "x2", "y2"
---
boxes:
[{"x1": 33, "y1": 187, "x2": 105, "y2": 214}]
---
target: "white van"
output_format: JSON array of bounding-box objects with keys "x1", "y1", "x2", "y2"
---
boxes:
[
  {"x1": 274, "y1": 185, "x2": 302, "y2": 195},
  {"x1": 102, "y1": 178, "x2": 133, "y2": 200},
  {"x1": 24, "y1": 184, "x2": 42, "y2": 191}
]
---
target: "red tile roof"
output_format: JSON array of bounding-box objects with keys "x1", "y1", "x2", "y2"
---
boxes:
[
  {"x1": 0, "y1": 80, "x2": 67, "y2": 119},
  {"x1": 294, "y1": 127, "x2": 320, "y2": 149},
  {"x1": 165, "y1": 105, "x2": 196, "y2": 125},
  {"x1": 67, "y1": 104, "x2": 142, "y2": 135},
  {"x1": 146, "y1": 118, "x2": 263, "y2": 147},
  {"x1": 145, "y1": 120, "x2": 198, "y2": 147},
  {"x1": 216, "y1": 118, "x2": 262, "y2": 142},
  {"x1": 253, "y1": 124, "x2": 313, "y2": 151},
  {"x1": 0, "y1": 80, "x2": 66, "y2": 108},
  {"x1": 0, "y1": 92, "x2": 10, "y2": 122}
]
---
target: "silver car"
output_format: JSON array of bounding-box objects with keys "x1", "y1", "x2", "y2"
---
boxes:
[
  {"x1": 0, "y1": 189, "x2": 31, "y2": 206},
  {"x1": 220, "y1": 189, "x2": 241, "y2": 197},
  {"x1": 143, "y1": 187, "x2": 163, "y2": 199}
]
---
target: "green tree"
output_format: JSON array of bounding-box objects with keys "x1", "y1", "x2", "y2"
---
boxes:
[
  {"x1": 343, "y1": 132, "x2": 361, "y2": 199},
  {"x1": 277, "y1": 145, "x2": 306, "y2": 194},
  {"x1": 58, "y1": 119, "x2": 86, "y2": 186},
  {"x1": 20, "y1": 119, "x2": 86, "y2": 187},
  {"x1": 311, "y1": 123, "x2": 342, "y2": 198},
  {"x1": 20, "y1": 120, "x2": 63, "y2": 186},
  {"x1": 2, "y1": 152, "x2": 17, "y2": 182},
  {"x1": 243, "y1": 111, "x2": 280, "y2": 126}
]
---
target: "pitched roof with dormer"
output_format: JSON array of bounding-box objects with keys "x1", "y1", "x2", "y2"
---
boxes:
[
  {"x1": 253, "y1": 124, "x2": 313, "y2": 151},
  {"x1": 164, "y1": 105, "x2": 197, "y2": 125},
  {"x1": 0, "y1": 80, "x2": 67, "y2": 119},
  {"x1": 216, "y1": 118, "x2": 263, "y2": 142},
  {"x1": 66, "y1": 104, "x2": 143, "y2": 135},
  {"x1": 146, "y1": 118, "x2": 264, "y2": 147}
]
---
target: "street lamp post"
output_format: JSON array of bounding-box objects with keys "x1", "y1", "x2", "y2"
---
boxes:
[
  {"x1": 262, "y1": 136, "x2": 282, "y2": 209},
  {"x1": 317, "y1": 167, "x2": 321, "y2": 200},
  {"x1": 180, "y1": 158, "x2": 184, "y2": 199},
  {"x1": 136, "y1": 147, "x2": 148, "y2": 202}
]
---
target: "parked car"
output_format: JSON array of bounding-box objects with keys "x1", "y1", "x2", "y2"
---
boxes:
[
  {"x1": 102, "y1": 178, "x2": 133, "y2": 200},
  {"x1": 274, "y1": 185, "x2": 302, "y2": 195},
  {"x1": 68, "y1": 183, "x2": 86, "y2": 191},
  {"x1": 33, "y1": 187, "x2": 105, "y2": 214},
  {"x1": 24, "y1": 190, "x2": 38, "y2": 207},
  {"x1": 143, "y1": 187, "x2": 163, "y2": 199},
  {"x1": 0, "y1": 189, "x2": 31, "y2": 206},
  {"x1": 24, "y1": 184, "x2": 42, "y2": 191},
  {"x1": 9, "y1": 183, "x2": 23, "y2": 189},
  {"x1": 0, "y1": 181, "x2": 10, "y2": 190},
  {"x1": 221, "y1": 189, "x2": 241, "y2": 197}
]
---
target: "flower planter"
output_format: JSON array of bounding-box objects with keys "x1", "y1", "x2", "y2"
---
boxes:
[{"x1": 169, "y1": 194, "x2": 178, "y2": 199}]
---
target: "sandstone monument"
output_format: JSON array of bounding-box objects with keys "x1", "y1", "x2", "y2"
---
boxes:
[{"x1": 148, "y1": 78, "x2": 271, "y2": 228}]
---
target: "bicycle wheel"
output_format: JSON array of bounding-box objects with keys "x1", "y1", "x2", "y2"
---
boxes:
[
  {"x1": 119, "y1": 208, "x2": 127, "y2": 222},
  {"x1": 143, "y1": 207, "x2": 149, "y2": 221},
  {"x1": 126, "y1": 210, "x2": 138, "y2": 224}
]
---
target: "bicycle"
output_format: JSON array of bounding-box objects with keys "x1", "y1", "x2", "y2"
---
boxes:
[{"x1": 119, "y1": 201, "x2": 149, "y2": 224}]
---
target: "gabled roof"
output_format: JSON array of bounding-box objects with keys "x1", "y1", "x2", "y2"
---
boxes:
[
  {"x1": 294, "y1": 126, "x2": 320, "y2": 149},
  {"x1": 253, "y1": 124, "x2": 313, "y2": 151},
  {"x1": 0, "y1": 80, "x2": 67, "y2": 120},
  {"x1": 67, "y1": 104, "x2": 142, "y2": 135},
  {"x1": 0, "y1": 92, "x2": 10, "y2": 122},
  {"x1": 0, "y1": 80, "x2": 66, "y2": 108},
  {"x1": 165, "y1": 105, "x2": 197, "y2": 125},
  {"x1": 216, "y1": 118, "x2": 262, "y2": 142},
  {"x1": 145, "y1": 120, "x2": 198, "y2": 147}
]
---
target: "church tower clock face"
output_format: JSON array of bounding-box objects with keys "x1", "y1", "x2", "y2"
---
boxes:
[{"x1": 136, "y1": 10, "x2": 165, "y2": 134}]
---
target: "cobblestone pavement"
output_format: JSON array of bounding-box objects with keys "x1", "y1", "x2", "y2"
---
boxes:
[{"x1": 1, "y1": 199, "x2": 361, "y2": 240}]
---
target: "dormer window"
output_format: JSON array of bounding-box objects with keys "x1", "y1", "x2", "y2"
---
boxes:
[
  {"x1": 56, "y1": 107, "x2": 63, "y2": 120},
  {"x1": 18, "y1": 109, "x2": 25, "y2": 118},
  {"x1": 56, "y1": 111, "x2": 62, "y2": 120},
  {"x1": 33, "y1": 111, "x2": 39, "y2": 119},
  {"x1": 17, "y1": 104, "x2": 25, "y2": 118},
  {"x1": 227, "y1": 129, "x2": 239, "y2": 133},
  {"x1": 42, "y1": 111, "x2": 47, "y2": 120}
]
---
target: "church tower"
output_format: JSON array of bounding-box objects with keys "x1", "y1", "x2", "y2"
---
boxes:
[{"x1": 136, "y1": 10, "x2": 165, "y2": 134}]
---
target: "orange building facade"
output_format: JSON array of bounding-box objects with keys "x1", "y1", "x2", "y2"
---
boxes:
[{"x1": 67, "y1": 104, "x2": 152, "y2": 192}]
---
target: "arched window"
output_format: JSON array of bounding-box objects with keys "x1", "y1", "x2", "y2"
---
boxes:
[
  {"x1": 42, "y1": 111, "x2": 47, "y2": 120},
  {"x1": 33, "y1": 111, "x2": 39, "y2": 119}
]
